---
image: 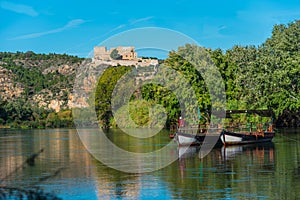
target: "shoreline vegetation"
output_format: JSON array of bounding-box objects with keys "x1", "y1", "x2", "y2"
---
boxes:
[{"x1": 0, "y1": 20, "x2": 300, "y2": 129}]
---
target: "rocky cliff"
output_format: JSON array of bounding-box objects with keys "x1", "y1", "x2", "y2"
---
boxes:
[
  {"x1": 0, "y1": 51, "x2": 298, "y2": 128},
  {"x1": 0, "y1": 52, "x2": 87, "y2": 113},
  {"x1": 0, "y1": 66, "x2": 24, "y2": 100}
]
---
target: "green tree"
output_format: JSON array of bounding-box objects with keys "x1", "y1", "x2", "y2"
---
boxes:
[
  {"x1": 94, "y1": 66, "x2": 132, "y2": 127},
  {"x1": 110, "y1": 49, "x2": 121, "y2": 60},
  {"x1": 258, "y1": 21, "x2": 300, "y2": 116},
  {"x1": 141, "y1": 44, "x2": 220, "y2": 125}
]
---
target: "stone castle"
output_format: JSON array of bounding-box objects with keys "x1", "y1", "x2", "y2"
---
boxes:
[{"x1": 93, "y1": 46, "x2": 159, "y2": 67}]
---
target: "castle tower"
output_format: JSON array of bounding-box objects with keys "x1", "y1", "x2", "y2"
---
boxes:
[{"x1": 94, "y1": 46, "x2": 111, "y2": 60}]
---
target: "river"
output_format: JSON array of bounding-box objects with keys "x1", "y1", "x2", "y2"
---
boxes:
[{"x1": 0, "y1": 128, "x2": 299, "y2": 199}]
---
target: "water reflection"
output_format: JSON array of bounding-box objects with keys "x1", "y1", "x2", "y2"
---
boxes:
[
  {"x1": 0, "y1": 129, "x2": 96, "y2": 198},
  {"x1": 221, "y1": 143, "x2": 275, "y2": 163},
  {"x1": 78, "y1": 128, "x2": 178, "y2": 173},
  {"x1": 0, "y1": 129, "x2": 300, "y2": 199},
  {"x1": 91, "y1": 160, "x2": 141, "y2": 199},
  {"x1": 164, "y1": 142, "x2": 279, "y2": 199},
  {"x1": 178, "y1": 146, "x2": 199, "y2": 158}
]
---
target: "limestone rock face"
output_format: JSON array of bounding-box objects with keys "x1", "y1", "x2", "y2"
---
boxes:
[
  {"x1": 0, "y1": 54, "x2": 85, "y2": 112},
  {"x1": 48, "y1": 99, "x2": 63, "y2": 112},
  {"x1": 0, "y1": 51, "x2": 158, "y2": 114},
  {"x1": 0, "y1": 66, "x2": 24, "y2": 100}
]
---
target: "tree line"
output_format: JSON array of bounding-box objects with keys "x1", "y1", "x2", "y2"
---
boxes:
[
  {"x1": 0, "y1": 52, "x2": 82, "y2": 128},
  {"x1": 95, "y1": 20, "x2": 300, "y2": 128},
  {"x1": 0, "y1": 20, "x2": 299, "y2": 128}
]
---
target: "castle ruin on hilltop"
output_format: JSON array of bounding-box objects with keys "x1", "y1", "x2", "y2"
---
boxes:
[{"x1": 93, "y1": 46, "x2": 159, "y2": 67}]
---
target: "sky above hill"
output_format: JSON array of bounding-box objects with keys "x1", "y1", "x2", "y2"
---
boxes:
[{"x1": 1, "y1": 0, "x2": 300, "y2": 58}]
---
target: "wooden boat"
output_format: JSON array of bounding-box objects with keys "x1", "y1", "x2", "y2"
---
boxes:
[
  {"x1": 175, "y1": 132, "x2": 202, "y2": 146},
  {"x1": 220, "y1": 110, "x2": 275, "y2": 145},
  {"x1": 220, "y1": 130, "x2": 274, "y2": 145},
  {"x1": 175, "y1": 124, "x2": 223, "y2": 146},
  {"x1": 172, "y1": 123, "x2": 206, "y2": 146}
]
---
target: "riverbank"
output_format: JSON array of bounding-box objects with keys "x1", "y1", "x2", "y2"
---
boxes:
[{"x1": 0, "y1": 128, "x2": 299, "y2": 199}]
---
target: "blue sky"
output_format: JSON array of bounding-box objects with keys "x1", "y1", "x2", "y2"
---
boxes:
[{"x1": 1, "y1": 0, "x2": 300, "y2": 57}]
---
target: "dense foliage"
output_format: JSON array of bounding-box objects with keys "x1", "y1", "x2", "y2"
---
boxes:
[
  {"x1": 110, "y1": 49, "x2": 121, "y2": 60},
  {"x1": 94, "y1": 65, "x2": 132, "y2": 128},
  {"x1": 94, "y1": 20, "x2": 300, "y2": 127},
  {"x1": 220, "y1": 20, "x2": 300, "y2": 126},
  {"x1": 0, "y1": 20, "x2": 299, "y2": 128},
  {"x1": 0, "y1": 51, "x2": 83, "y2": 128}
]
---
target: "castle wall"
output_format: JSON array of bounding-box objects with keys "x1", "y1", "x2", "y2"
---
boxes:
[
  {"x1": 93, "y1": 59, "x2": 158, "y2": 67},
  {"x1": 94, "y1": 46, "x2": 111, "y2": 60},
  {"x1": 93, "y1": 46, "x2": 158, "y2": 67}
]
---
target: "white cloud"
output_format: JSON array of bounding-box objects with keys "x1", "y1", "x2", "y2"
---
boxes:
[
  {"x1": 100, "y1": 16, "x2": 154, "y2": 38},
  {"x1": 109, "y1": 24, "x2": 126, "y2": 32},
  {"x1": 200, "y1": 25, "x2": 227, "y2": 39},
  {"x1": 10, "y1": 19, "x2": 87, "y2": 40},
  {"x1": 107, "y1": 16, "x2": 154, "y2": 34},
  {"x1": 0, "y1": 1, "x2": 38, "y2": 16},
  {"x1": 89, "y1": 16, "x2": 154, "y2": 43},
  {"x1": 129, "y1": 16, "x2": 154, "y2": 25}
]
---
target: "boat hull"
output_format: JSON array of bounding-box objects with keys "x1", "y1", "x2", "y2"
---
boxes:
[
  {"x1": 175, "y1": 132, "x2": 199, "y2": 146},
  {"x1": 175, "y1": 132, "x2": 223, "y2": 147},
  {"x1": 221, "y1": 130, "x2": 274, "y2": 145}
]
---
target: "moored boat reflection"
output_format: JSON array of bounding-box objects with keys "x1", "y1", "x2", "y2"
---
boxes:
[{"x1": 221, "y1": 143, "x2": 275, "y2": 162}]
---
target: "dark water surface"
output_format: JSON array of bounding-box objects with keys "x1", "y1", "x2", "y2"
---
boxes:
[{"x1": 0, "y1": 128, "x2": 300, "y2": 199}]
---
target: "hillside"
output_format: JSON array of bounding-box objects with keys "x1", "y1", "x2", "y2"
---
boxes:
[
  {"x1": 0, "y1": 52, "x2": 85, "y2": 128},
  {"x1": 0, "y1": 20, "x2": 300, "y2": 129}
]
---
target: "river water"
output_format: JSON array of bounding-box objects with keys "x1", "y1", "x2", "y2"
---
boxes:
[{"x1": 0, "y1": 128, "x2": 299, "y2": 199}]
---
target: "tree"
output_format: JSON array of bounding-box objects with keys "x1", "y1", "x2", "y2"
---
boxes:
[
  {"x1": 110, "y1": 49, "x2": 121, "y2": 60},
  {"x1": 222, "y1": 20, "x2": 300, "y2": 122},
  {"x1": 94, "y1": 66, "x2": 132, "y2": 127},
  {"x1": 258, "y1": 20, "x2": 300, "y2": 116},
  {"x1": 141, "y1": 44, "x2": 220, "y2": 125},
  {"x1": 225, "y1": 45, "x2": 259, "y2": 109}
]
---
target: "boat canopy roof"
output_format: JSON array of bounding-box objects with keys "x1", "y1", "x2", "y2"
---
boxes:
[{"x1": 226, "y1": 110, "x2": 274, "y2": 117}]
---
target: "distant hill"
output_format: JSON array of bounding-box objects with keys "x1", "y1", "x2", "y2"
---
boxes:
[
  {"x1": 0, "y1": 20, "x2": 299, "y2": 129},
  {"x1": 0, "y1": 51, "x2": 85, "y2": 128}
]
